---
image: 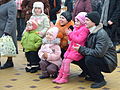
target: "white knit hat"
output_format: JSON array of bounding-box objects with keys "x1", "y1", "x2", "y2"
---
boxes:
[{"x1": 32, "y1": 2, "x2": 44, "y2": 15}]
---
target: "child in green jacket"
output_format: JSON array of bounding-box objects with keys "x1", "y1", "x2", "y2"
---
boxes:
[{"x1": 21, "y1": 19, "x2": 42, "y2": 73}]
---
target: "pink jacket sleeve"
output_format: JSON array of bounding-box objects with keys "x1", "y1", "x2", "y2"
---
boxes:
[{"x1": 69, "y1": 27, "x2": 89, "y2": 44}]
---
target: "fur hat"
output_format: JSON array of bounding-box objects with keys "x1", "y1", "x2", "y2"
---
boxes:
[
  {"x1": 46, "y1": 27, "x2": 59, "y2": 40},
  {"x1": 26, "y1": 20, "x2": 38, "y2": 31},
  {"x1": 32, "y1": 2, "x2": 44, "y2": 15},
  {"x1": 86, "y1": 11, "x2": 100, "y2": 25},
  {"x1": 61, "y1": 11, "x2": 72, "y2": 22},
  {"x1": 75, "y1": 12, "x2": 87, "y2": 25}
]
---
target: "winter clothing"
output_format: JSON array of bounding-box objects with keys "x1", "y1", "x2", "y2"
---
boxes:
[
  {"x1": 72, "y1": 0, "x2": 92, "y2": 21},
  {"x1": 25, "y1": 51, "x2": 40, "y2": 73},
  {"x1": 90, "y1": 0, "x2": 103, "y2": 15},
  {"x1": 39, "y1": 60, "x2": 58, "y2": 79},
  {"x1": 32, "y1": 2, "x2": 44, "y2": 15},
  {"x1": 21, "y1": 20, "x2": 42, "y2": 73},
  {"x1": 86, "y1": 11, "x2": 100, "y2": 25},
  {"x1": 0, "y1": 0, "x2": 18, "y2": 53},
  {"x1": 53, "y1": 12, "x2": 89, "y2": 84},
  {"x1": 64, "y1": 0, "x2": 73, "y2": 13},
  {"x1": 26, "y1": 20, "x2": 38, "y2": 31},
  {"x1": 38, "y1": 27, "x2": 62, "y2": 78},
  {"x1": 61, "y1": 11, "x2": 72, "y2": 22},
  {"x1": 21, "y1": 0, "x2": 50, "y2": 21},
  {"x1": 21, "y1": 30, "x2": 42, "y2": 52},
  {"x1": 49, "y1": 0, "x2": 61, "y2": 24},
  {"x1": 29, "y1": 2, "x2": 50, "y2": 37},
  {"x1": 56, "y1": 21, "x2": 74, "y2": 50},
  {"x1": 100, "y1": 0, "x2": 120, "y2": 46},
  {"x1": 15, "y1": 0, "x2": 25, "y2": 41},
  {"x1": 75, "y1": 12, "x2": 87, "y2": 25},
  {"x1": 78, "y1": 23, "x2": 117, "y2": 83},
  {"x1": 64, "y1": 25, "x2": 89, "y2": 61}
]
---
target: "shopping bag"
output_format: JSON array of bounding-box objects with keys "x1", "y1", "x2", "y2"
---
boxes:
[{"x1": 0, "y1": 35, "x2": 16, "y2": 57}]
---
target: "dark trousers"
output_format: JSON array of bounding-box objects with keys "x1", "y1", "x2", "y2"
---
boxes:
[
  {"x1": 40, "y1": 60, "x2": 58, "y2": 75},
  {"x1": 25, "y1": 51, "x2": 40, "y2": 66},
  {"x1": 17, "y1": 18, "x2": 25, "y2": 40},
  {"x1": 61, "y1": 48, "x2": 66, "y2": 59},
  {"x1": 103, "y1": 25, "x2": 117, "y2": 46},
  {"x1": 73, "y1": 56, "x2": 109, "y2": 82}
]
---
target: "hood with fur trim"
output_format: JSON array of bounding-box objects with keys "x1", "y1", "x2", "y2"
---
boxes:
[{"x1": 32, "y1": 1, "x2": 44, "y2": 15}]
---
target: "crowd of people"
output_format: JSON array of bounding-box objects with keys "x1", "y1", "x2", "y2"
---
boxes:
[{"x1": 0, "y1": 0, "x2": 120, "y2": 88}]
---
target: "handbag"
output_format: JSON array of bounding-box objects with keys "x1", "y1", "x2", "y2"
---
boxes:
[{"x1": 0, "y1": 35, "x2": 16, "y2": 57}]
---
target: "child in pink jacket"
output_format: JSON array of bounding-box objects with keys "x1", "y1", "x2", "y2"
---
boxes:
[
  {"x1": 53, "y1": 12, "x2": 89, "y2": 84},
  {"x1": 38, "y1": 27, "x2": 62, "y2": 79}
]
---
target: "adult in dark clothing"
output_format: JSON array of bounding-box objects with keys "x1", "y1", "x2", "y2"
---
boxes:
[
  {"x1": 73, "y1": 11, "x2": 117, "y2": 88},
  {"x1": 49, "y1": 0, "x2": 61, "y2": 24},
  {"x1": 15, "y1": 0, "x2": 26, "y2": 41},
  {"x1": 21, "y1": 0, "x2": 50, "y2": 22},
  {"x1": 64, "y1": 0, "x2": 73, "y2": 13},
  {"x1": 0, "y1": 0, "x2": 18, "y2": 69},
  {"x1": 72, "y1": 0, "x2": 92, "y2": 21},
  {"x1": 100, "y1": 0, "x2": 120, "y2": 46},
  {"x1": 90, "y1": 0, "x2": 104, "y2": 15}
]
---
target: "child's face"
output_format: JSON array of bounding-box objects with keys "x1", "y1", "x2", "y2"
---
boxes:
[
  {"x1": 46, "y1": 32, "x2": 53, "y2": 41},
  {"x1": 26, "y1": 23, "x2": 33, "y2": 30},
  {"x1": 75, "y1": 18, "x2": 81, "y2": 27},
  {"x1": 34, "y1": 7, "x2": 42, "y2": 15}
]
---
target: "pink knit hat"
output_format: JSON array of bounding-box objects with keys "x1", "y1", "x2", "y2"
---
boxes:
[
  {"x1": 46, "y1": 27, "x2": 59, "y2": 40},
  {"x1": 75, "y1": 12, "x2": 87, "y2": 25},
  {"x1": 26, "y1": 20, "x2": 38, "y2": 31}
]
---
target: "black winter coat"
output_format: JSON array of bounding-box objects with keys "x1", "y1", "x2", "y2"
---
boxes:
[
  {"x1": 49, "y1": 0, "x2": 61, "y2": 21},
  {"x1": 79, "y1": 24, "x2": 117, "y2": 73}
]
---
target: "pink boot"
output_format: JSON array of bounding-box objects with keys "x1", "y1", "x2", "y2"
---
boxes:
[
  {"x1": 55, "y1": 73, "x2": 69, "y2": 84},
  {"x1": 52, "y1": 71, "x2": 63, "y2": 83}
]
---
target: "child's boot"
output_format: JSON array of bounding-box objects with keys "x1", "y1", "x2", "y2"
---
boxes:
[
  {"x1": 39, "y1": 71, "x2": 50, "y2": 79},
  {"x1": 30, "y1": 65, "x2": 39, "y2": 73},
  {"x1": 52, "y1": 69, "x2": 63, "y2": 83},
  {"x1": 25, "y1": 64, "x2": 31, "y2": 72},
  {"x1": 56, "y1": 73, "x2": 69, "y2": 84}
]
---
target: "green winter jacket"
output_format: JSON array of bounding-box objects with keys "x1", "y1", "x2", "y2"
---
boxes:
[{"x1": 21, "y1": 30, "x2": 42, "y2": 52}]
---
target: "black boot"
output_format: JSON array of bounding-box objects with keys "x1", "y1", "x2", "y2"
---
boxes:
[
  {"x1": 91, "y1": 80, "x2": 107, "y2": 88},
  {"x1": 30, "y1": 65, "x2": 39, "y2": 73},
  {"x1": 1, "y1": 59, "x2": 14, "y2": 69},
  {"x1": 25, "y1": 64, "x2": 31, "y2": 72},
  {"x1": 39, "y1": 71, "x2": 50, "y2": 79}
]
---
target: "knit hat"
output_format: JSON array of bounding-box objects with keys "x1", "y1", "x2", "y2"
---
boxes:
[
  {"x1": 75, "y1": 12, "x2": 87, "y2": 25},
  {"x1": 46, "y1": 27, "x2": 59, "y2": 40},
  {"x1": 85, "y1": 11, "x2": 100, "y2": 25},
  {"x1": 32, "y1": 2, "x2": 44, "y2": 15},
  {"x1": 61, "y1": 11, "x2": 72, "y2": 22},
  {"x1": 26, "y1": 20, "x2": 38, "y2": 31}
]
